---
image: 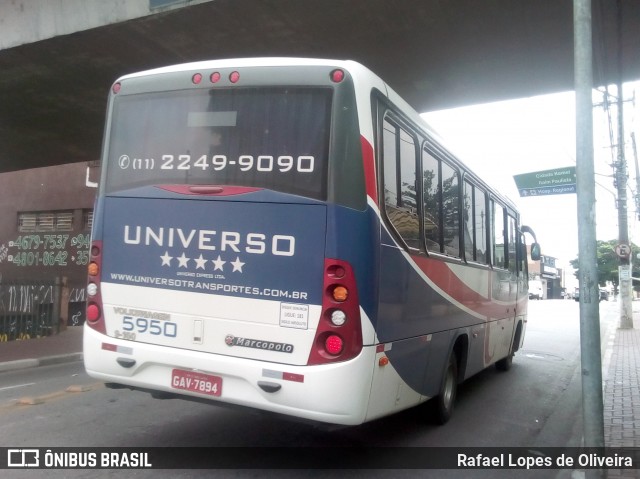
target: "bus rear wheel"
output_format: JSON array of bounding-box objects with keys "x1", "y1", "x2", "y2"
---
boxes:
[{"x1": 433, "y1": 352, "x2": 458, "y2": 425}]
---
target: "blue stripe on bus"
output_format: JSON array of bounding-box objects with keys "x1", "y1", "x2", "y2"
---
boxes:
[{"x1": 375, "y1": 221, "x2": 485, "y2": 396}]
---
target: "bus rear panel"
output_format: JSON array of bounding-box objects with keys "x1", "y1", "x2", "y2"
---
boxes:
[{"x1": 84, "y1": 60, "x2": 382, "y2": 425}]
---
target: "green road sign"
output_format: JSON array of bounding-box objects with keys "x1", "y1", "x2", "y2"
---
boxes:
[{"x1": 513, "y1": 166, "x2": 576, "y2": 197}]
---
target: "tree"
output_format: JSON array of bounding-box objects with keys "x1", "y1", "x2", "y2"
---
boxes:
[{"x1": 570, "y1": 240, "x2": 640, "y2": 292}]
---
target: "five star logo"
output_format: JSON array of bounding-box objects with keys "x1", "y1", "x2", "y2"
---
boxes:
[
  {"x1": 160, "y1": 251, "x2": 173, "y2": 266},
  {"x1": 176, "y1": 253, "x2": 190, "y2": 268},
  {"x1": 231, "y1": 257, "x2": 245, "y2": 273},
  {"x1": 212, "y1": 255, "x2": 226, "y2": 271},
  {"x1": 159, "y1": 251, "x2": 246, "y2": 273},
  {"x1": 194, "y1": 254, "x2": 208, "y2": 270}
]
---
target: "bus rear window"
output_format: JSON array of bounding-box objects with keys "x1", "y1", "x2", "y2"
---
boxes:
[{"x1": 105, "y1": 87, "x2": 331, "y2": 199}]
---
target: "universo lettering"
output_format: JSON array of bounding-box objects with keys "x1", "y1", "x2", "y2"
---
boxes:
[{"x1": 124, "y1": 225, "x2": 295, "y2": 256}]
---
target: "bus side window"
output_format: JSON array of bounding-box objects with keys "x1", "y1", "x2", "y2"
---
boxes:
[
  {"x1": 382, "y1": 119, "x2": 398, "y2": 207},
  {"x1": 463, "y1": 181, "x2": 474, "y2": 260},
  {"x1": 519, "y1": 232, "x2": 528, "y2": 277},
  {"x1": 441, "y1": 161, "x2": 460, "y2": 257},
  {"x1": 422, "y1": 150, "x2": 461, "y2": 258},
  {"x1": 491, "y1": 200, "x2": 507, "y2": 269},
  {"x1": 475, "y1": 188, "x2": 488, "y2": 263},
  {"x1": 508, "y1": 214, "x2": 517, "y2": 274},
  {"x1": 382, "y1": 117, "x2": 420, "y2": 249},
  {"x1": 463, "y1": 181, "x2": 488, "y2": 264},
  {"x1": 422, "y1": 148, "x2": 440, "y2": 252}
]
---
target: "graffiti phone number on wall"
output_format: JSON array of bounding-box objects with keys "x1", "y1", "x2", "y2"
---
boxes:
[
  {"x1": 10, "y1": 234, "x2": 90, "y2": 250},
  {"x1": 11, "y1": 251, "x2": 69, "y2": 267},
  {"x1": 6, "y1": 234, "x2": 91, "y2": 267}
]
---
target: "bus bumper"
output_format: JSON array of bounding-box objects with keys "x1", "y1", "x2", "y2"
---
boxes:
[{"x1": 83, "y1": 324, "x2": 376, "y2": 426}]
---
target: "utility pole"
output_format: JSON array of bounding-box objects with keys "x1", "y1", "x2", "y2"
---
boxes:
[
  {"x1": 633, "y1": 131, "x2": 639, "y2": 221},
  {"x1": 574, "y1": 0, "x2": 605, "y2": 464},
  {"x1": 615, "y1": 0, "x2": 633, "y2": 329}
]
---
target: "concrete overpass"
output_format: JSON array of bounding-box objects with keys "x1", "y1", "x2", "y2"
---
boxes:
[{"x1": 1, "y1": 0, "x2": 639, "y2": 173}]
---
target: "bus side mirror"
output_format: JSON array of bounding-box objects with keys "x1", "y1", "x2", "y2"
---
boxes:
[{"x1": 530, "y1": 243, "x2": 541, "y2": 261}]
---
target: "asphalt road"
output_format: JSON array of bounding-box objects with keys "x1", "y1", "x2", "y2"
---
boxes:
[{"x1": 0, "y1": 299, "x2": 619, "y2": 478}]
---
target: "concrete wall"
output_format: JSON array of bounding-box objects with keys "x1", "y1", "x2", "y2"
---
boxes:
[{"x1": 0, "y1": 0, "x2": 210, "y2": 50}]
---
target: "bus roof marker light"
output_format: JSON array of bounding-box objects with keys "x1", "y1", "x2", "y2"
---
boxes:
[
  {"x1": 112, "y1": 82, "x2": 121, "y2": 94},
  {"x1": 330, "y1": 69, "x2": 345, "y2": 83},
  {"x1": 229, "y1": 71, "x2": 240, "y2": 83},
  {"x1": 192, "y1": 73, "x2": 203, "y2": 84},
  {"x1": 210, "y1": 72, "x2": 221, "y2": 83}
]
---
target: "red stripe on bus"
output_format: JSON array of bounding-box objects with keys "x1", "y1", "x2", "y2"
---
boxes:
[
  {"x1": 411, "y1": 255, "x2": 521, "y2": 320},
  {"x1": 360, "y1": 136, "x2": 378, "y2": 205},
  {"x1": 156, "y1": 185, "x2": 262, "y2": 196}
]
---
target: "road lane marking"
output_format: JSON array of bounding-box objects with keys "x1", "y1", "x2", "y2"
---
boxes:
[{"x1": 0, "y1": 383, "x2": 35, "y2": 392}]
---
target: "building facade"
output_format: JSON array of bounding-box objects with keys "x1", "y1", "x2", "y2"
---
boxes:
[
  {"x1": 0, "y1": 162, "x2": 98, "y2": 329},
  {"x1": 527, "y1": 246, "x2": 563, "y2": 299}
]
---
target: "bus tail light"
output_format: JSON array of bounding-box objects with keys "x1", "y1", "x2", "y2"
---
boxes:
[
  {"x1": 307, "y1": 259, "x2": 362, "y2": 365},
  {"x1": 330, "y1": 310, "x2": 347, "y2": 326},
  {"x1": 87, "y1": 303, "x2": 101, "y2": 322},
  {"x1": 86, "y1": 240, "x2": 106, "y2": 334},
  {"x1": 88, "y1": 262, "x2": 99, "y2": 277},
  {"x1": 332, "y1": 285, "x2": 348, "y2": 302},
  {"x1": 325, "y1": 335, "x2": 344, "y2": 355}
]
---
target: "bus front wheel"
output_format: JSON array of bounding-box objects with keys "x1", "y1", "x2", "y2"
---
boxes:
[{"x1": 495, "y1": 351, "x2": 513, "y2": 371}]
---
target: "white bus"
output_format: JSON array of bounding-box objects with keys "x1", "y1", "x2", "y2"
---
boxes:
[{"x1": 84, "y1": 58, "x2": 540, "y2": 425}]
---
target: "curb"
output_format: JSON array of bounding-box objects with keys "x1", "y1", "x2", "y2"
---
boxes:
[{"x1": 0, "y1": 353, "x2": 83, "y2": 373}]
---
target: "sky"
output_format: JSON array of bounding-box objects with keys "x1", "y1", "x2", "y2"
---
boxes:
[{"x1": 421, "y1": 82, "x2": 640, "y2": 283}]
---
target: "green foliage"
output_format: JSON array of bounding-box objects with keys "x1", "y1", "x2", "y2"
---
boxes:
[{"x1": 570, "y1": 240, "x2": 640, "y2": 289}]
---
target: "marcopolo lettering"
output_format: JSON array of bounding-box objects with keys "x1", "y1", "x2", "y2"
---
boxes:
[
  {"x1": 225, "y1": 334, "x2": 294, "y2": 353},
  {"x1": 123, "y1": 225, "x2": 295, "y2": 256}
]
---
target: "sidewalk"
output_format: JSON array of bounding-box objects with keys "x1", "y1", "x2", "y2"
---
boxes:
[
  {"x1": 0, "y1": 325, "x2": 83, "y2": 372},
  {"x1": 603, "y1": 306, "x2": 640, "y2": 478},
  {"x1": 603, "y1": 308, "x2": 640, "y2": 448}
]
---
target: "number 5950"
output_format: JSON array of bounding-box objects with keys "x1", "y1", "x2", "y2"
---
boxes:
[{"x1": 122, "y1": 316, "x2": 177, "y2": 337}]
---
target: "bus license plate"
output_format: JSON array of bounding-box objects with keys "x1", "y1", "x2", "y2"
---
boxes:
[{"x1": 171, "y1": 369, "x2": 222, "y2": 397}]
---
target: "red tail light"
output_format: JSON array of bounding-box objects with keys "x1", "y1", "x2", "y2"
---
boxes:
[
  {"x1": 307, "y1": 259, "x2": 362, "y2": 365},
  {"x1": 324, "y1": 335, "x2": 344, "y2": 355},
  {"x1": 330, "y1": 69, "x2": 345, "y2": 83},
  {"x1": 86, "y1": 240, "x2": 106, "y2": 334}
]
